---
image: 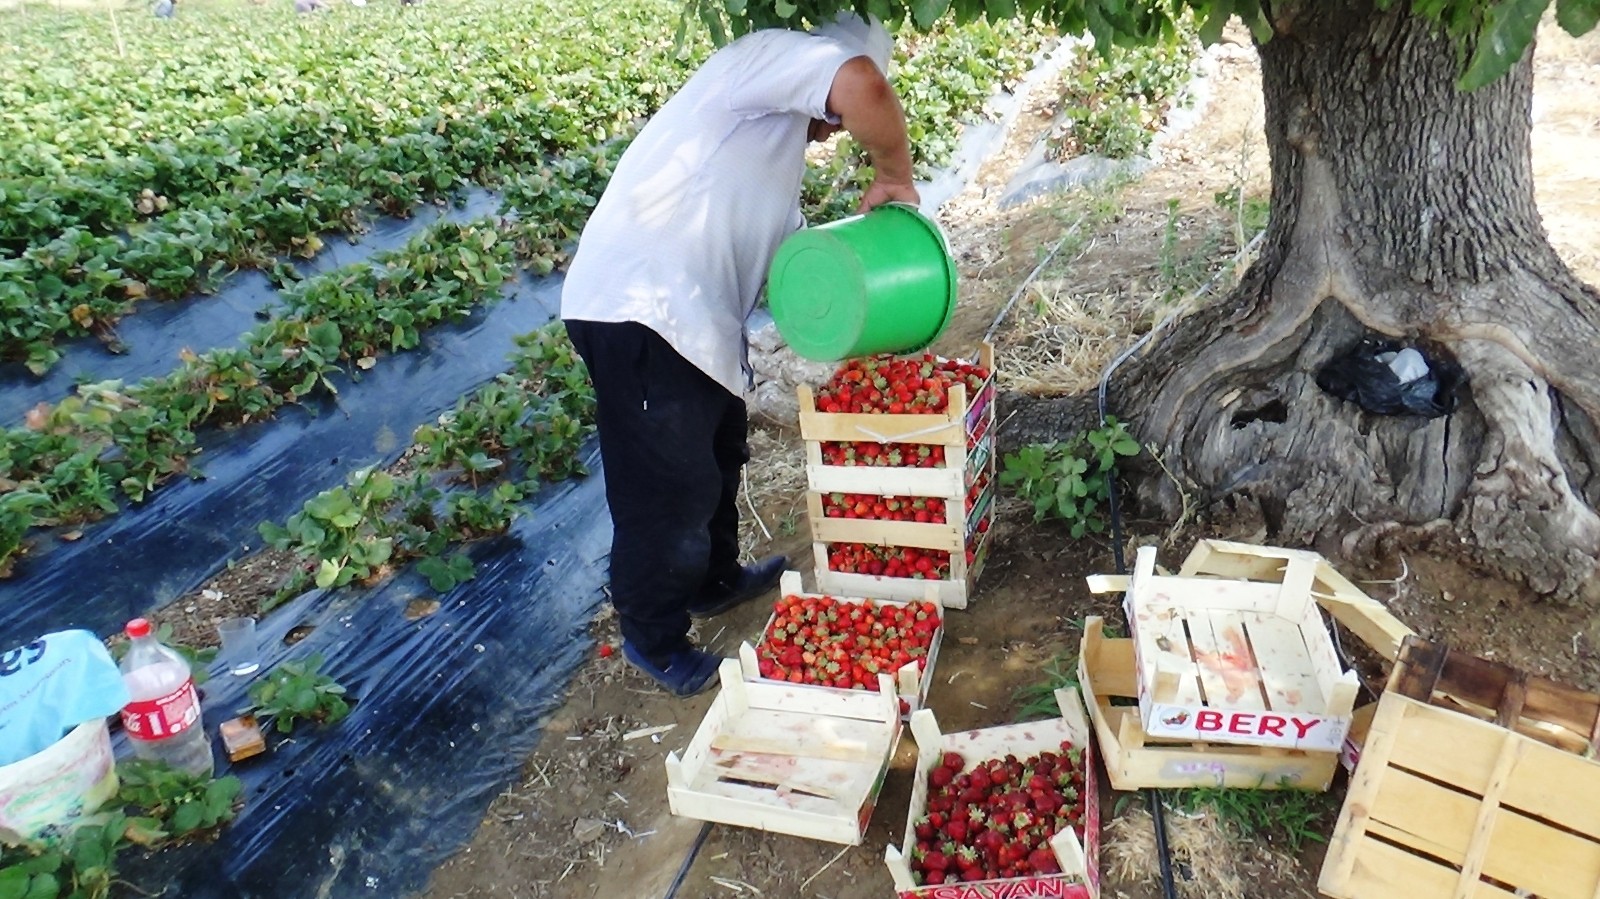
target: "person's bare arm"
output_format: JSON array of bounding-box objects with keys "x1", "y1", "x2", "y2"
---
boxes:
[{"x1": 826, "y1": 56, "x2": 919, "y2": 212}]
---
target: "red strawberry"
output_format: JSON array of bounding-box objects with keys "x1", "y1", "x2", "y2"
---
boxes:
[{"x1": 1028, "y1": 847, "x2": 1062, "y2": 875}]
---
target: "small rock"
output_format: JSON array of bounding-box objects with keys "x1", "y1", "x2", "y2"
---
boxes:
[{"x1": 572, "y1": 817, "x2": 608, "y2": 843}]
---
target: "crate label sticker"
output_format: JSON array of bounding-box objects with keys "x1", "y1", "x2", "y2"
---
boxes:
[
  {"x1": 1146, "y1": 704, "x2": 1348, "y2": 752},
  {"x1": 898, "y1": 877, "x2": 1090, "y2": 898}
]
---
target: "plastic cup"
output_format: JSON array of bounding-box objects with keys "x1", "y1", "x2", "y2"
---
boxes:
[{"x1": 217, "y1": 617, "x2": 260, "y2": 677}]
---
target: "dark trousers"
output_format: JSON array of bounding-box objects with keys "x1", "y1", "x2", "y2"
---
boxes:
[{"x1": 565, "y1": 320, "x2": 748, "y2": 663}]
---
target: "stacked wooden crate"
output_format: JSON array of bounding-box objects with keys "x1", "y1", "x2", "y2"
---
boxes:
[{"x1": 797, "y1": 344, "x2": 997, "y2": 609}]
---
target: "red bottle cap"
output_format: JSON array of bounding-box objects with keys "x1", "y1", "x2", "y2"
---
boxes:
[{"x1": 126, "y1": 618, "x2": 152, "y2": 639}]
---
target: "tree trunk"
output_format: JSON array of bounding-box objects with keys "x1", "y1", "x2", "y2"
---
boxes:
[{"x1": 1007, "y1": 0, "x2": 1600, "y2": 601}]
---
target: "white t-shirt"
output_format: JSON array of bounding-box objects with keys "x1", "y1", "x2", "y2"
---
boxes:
[{"x1": 560, "y1": 29, "x2": 861, "y2": 398}]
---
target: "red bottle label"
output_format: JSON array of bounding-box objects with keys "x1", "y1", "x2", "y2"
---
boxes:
[{"x1": 121, "y1": 679, "x2": 201, "y2": 741}]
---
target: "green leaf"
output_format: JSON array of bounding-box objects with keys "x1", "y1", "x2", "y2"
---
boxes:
[
  {"x1": 1459, "y1": 0, "x2": 1547, "y2": 90},
  {"x1": 25, "y1": 873, "x2": 59, "y2": 899},
  {"x1": 912, "y1": 0, "x2": 952, "y2": 28},
  {"x1": 773, "y1": 0, "x2": 796, "y2": 16},
  {"x1": 1198, "y1": 0, "x2": 1233, "y2": 45},
  {"x1": 1556, "y1": 0, "x2": 1600, "y2": 35},
  {"x1": 170, "y1": 802, "x2": 203, "y2": 835},
  {"x1": 0, "y1": 868, "x2": 31, "y2": 899},
  {"x1": 722, "y1": 0, "x2": 746, "y2": 14},
  {"x1": 315, "y1": 559, "x2": 342, "y2": 588}
]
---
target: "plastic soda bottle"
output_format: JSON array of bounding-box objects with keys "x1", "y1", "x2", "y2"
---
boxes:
[{"x1": 118, "y1": 618, "x2": 214, "y2": 778}]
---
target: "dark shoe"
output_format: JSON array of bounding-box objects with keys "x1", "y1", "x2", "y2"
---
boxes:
[
  {"x1": 688, "y1": 554, "x2": 787, "y2": 619},
  {"x1": 622, "y1": 642, "x2": 722, "y2": 697}
]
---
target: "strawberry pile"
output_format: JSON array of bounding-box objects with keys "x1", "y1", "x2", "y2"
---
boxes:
[
  {"x1": 819, "y1": 440, "x2": 945, "y2": 468},
  {"x1": 814, "y1": 354, "x2": 989, "y2": 416},
  {"x1": 909, "y1": 745, "x2": 1087, "y2": 886},
  {"x1": 822, "y1": 493, "x2": 948, "y2": 524},
  {"x1": 826, "y1": 542, "x2": 952, "y2": 579},
  {"x1": 755, "y1": 594, "x2": 940, "y2": 689}
]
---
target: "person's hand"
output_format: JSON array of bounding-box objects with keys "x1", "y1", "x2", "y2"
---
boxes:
[{"x1": 858, "y1": 178, "x2": 920, "y2": 213}]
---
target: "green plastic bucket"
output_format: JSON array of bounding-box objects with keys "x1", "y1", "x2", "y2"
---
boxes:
[{"x1": 766, "y1": 203, "x2": 958, "y2": 361}]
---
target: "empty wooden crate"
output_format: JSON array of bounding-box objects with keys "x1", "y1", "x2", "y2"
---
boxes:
[
  {"x1": 1319, "y1": 687, "x2": 1600, "y2": 898},
  {"x1": 1089, "y1": 543, "x2": 1362, "y2": 752},
  {"x1": 665, "y1": 660, "x2": 900, "y2": 845},
  {"x1": 1079, "y1": 616, "x2": 1342, "y2": 791}
]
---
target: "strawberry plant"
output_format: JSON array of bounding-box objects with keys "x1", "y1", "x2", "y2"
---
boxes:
[
  {"x1": 754, "y1": 593, "x2": 940, "y2": 689},
  {"x1": 999, "y1": 418, "x2": 1141, "y2": 537},
  {"x1": 244, "y1": 653, "x2": 351, "y2": 734},
  {"x1": 259, "y1": 467, "x2": 398, "y2": 593},
  {"x1": 907, "y1": 746, "x2": 1087, "y2": 886},
  {"x1": 0, "y1": 491, "x2": 48, "y2": 578},
  {"x1": 1047, "y1": 29, "x2": 1200, "y2": 162},
  {"x1": 0, "y1": 812, "x2": 128, "y2": 899},
  {"x1": 114, "y1": 761, "x2": 243, "y2": 842},
  {"x1": 0, "y1": 218, "x2": 517, "y2": 577}
]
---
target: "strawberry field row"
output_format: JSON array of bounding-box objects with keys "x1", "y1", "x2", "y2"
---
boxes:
[
  {"x1": 257, "y1": 322, "x2": 595, "y2": 609},
  {"x1": 2, "y1": 0, "x2": 1050, "y2": 374},
  {"x1": 0, "y1": 217, "x2": 518, "y2": 575}
]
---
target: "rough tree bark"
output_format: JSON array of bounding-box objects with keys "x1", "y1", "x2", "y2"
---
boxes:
[{"x1": 1006, "y1": 0, "x2": 1600, "y2": 601}]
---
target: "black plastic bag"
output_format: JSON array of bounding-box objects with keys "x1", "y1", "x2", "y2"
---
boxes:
[{"x1": 1315, "y1": 339, "x2": 1465, "y2": 417}]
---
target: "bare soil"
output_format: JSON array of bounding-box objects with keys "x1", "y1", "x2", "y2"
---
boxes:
[{"x1": 155, "y1": 24, "x2": 1600, "y2": 899}]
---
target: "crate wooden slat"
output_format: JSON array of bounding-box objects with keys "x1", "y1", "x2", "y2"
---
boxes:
[
  {"x1": 737, "y1": 572, "x2": 943, "y2": 718},
  {"x1": 1078, "y1": 616, "x2": 1341, "y2": 791},
  {"x1": 1318, "y1": 686, "x2": 1600, "y2": 899},
  {"x1": 884, "y1": 688, "x2": 1100, "y2": 898},
  {"x1": 665, "y1": 660, "x2": 900, "y2": 845},
  {"x1": 1091, "y1": 544, "x2": 1361, "y2": 751}
]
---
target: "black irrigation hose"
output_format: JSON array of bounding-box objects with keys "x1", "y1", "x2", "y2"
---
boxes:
[
  {"x1": 1085, "y1": 230, "x2": 1271, "y2": 899},
  {"x1": 1099, "y1": 389, "x2": 1179, "y2": 899},
  {"x1": 662, "y1": 822, "x2": 714, "y2": 899}
]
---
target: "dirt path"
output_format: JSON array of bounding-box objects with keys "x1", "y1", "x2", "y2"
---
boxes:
[{"x1": 422, "y1": 28, "x2": 1600, "y2": 899}]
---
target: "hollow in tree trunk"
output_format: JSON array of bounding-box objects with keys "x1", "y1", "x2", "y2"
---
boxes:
[{"x1": 1008, "y1": 0, "x2": 1600, "y2": 601}]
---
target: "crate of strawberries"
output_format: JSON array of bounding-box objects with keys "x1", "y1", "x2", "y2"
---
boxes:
[
  {"x1": 739, "y1": 572, "x2": 943, "y2": 718},
  {"x1": 884, "y1": 689, "x2": 1100, "y2": 898},
  {"x1": 797, "y1": 344, "x2": 997, "y2": 609}
]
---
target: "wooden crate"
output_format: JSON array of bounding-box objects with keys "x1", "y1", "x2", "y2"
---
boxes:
[
  {"x1": 1319, "y1": 686, "x2": 1600, "y2": 898},
  {"x1": 1389, "y1": 634, "x2": 1600, "y2": 754},
  {"x1": 796, "y1": 343, "x2": 996, "y2": 459},
  {"x1": 810, "y1": 512, "x2": 994, "y2": 611},
  {"x1": 737, "y1": 571, "x2": 944, "y2": 719},
  {"x1": 1079, "y1": 616, "x2": 1342, "y2": 792},
  {"x1": 884, "y1": 688, "x2": 1100, "y2": 898},
  {"x1": 665, "y1": 660, "x2": 900, "y2": 845},
  {"x1": 800, "y1": 343, "x2": 997, "y2": 610},
  {"x1": 1086, "y1": 543, "x2": 1358, "y2": 751}
]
